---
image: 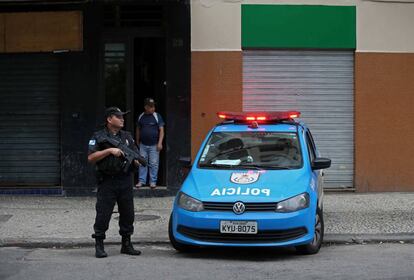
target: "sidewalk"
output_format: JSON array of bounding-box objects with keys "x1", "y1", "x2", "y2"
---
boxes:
[{"x1": 0, "y1": 193, "x2": 413, "y2": 248}]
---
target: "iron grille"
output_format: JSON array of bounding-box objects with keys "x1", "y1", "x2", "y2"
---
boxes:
[{"x1": 203, "y1": 202, "x2": 278, "y2": 212}]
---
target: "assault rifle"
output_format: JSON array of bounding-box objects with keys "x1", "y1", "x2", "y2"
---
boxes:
[{"x1": 97, "y1": 134, "x2": 147, "y2": 173}]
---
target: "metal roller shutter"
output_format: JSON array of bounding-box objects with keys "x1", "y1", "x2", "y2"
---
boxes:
[
  {"x1": 0, "y1": 54, "x2": 61, "y2": 187},
  {"x1": 243, "y1": 50, "x2": 354, "y2": 189}
]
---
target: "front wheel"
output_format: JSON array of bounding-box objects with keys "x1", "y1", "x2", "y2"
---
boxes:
[
  {"x1": 168, "y1": 214, "x2": 195, "y2": 252},
  {"x1": 296, "y1": 207, "x2": 324, "y2": 255}
]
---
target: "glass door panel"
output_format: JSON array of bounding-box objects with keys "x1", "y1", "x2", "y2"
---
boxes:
[{"x1": 104, "y1": 43, "x2": 126, "y2": 109}]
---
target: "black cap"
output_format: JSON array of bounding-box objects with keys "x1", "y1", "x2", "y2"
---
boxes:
[
  {"x1": 105, "y1": 107, "x2": 130, "y2": 118},
  {"x1": 144, "y1": 98, "x2": 155, "y2": 106}
]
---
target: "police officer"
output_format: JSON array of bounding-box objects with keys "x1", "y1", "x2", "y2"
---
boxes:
[{"x1": 88, "y1": 107, "x2": 141, "y2": 258}]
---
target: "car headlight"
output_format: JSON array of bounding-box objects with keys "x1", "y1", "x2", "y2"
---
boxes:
[
  {"x1": 177, "y1": 192, "x2": 204, "y2": 212},
  {"x1": 276, "y1": 193, "x2": 309, "y2": 213}
]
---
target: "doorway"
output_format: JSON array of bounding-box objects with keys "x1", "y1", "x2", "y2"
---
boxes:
[
  {"x1": 133, "y1": 37, "x2": 166, "y2": 186},
  {"x1": 102, "y1": 37, "x2": 166, "y2": 186}
]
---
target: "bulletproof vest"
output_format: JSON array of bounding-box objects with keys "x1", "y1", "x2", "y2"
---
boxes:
[{"x1": 95, "y1": 131, "x2": 128, "y2": 175}]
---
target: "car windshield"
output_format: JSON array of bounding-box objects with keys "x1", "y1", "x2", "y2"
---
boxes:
[{"x1": 198, "y1": 131, "x2": 302, "y2": 170}]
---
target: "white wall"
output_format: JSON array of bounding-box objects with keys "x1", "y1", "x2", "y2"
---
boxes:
[
  {"x1": 191, "y1": 0, "x2": 241, "y2": 51},
  {"x1": 357, "y1": 1, "x2": 414, "y2": 52}
]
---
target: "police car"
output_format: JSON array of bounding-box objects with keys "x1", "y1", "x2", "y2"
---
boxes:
[{"x1": 169, "y1": 111, "x2": 331, "y2": 254}]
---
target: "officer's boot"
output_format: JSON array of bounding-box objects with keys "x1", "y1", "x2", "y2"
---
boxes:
[
  {"x1": 120, "y1": 235, "x2": 141, "y2": 255},
  {"x1": 94, "y1": 238, "x2": 108, "y2": 258}
]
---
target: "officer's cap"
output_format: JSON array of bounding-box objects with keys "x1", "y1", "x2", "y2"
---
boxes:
[{"x1": 105, "y1": 107, "x2": 130, "y2": 118}]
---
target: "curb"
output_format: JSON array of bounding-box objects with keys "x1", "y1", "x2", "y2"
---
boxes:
[
  {"x1": 2, "y1": 234, "x2": 414, "y2": 249},
  {"x1": 323, "y1": 233, "x2": 414, "y2": 245},
  {"x1": 0, "y1": 237, "x2": 169, "y2": 249}
]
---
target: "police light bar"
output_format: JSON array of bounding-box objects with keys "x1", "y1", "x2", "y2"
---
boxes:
[{"x1": 217, "y1": 111, "x2": 301, "y2": 122}]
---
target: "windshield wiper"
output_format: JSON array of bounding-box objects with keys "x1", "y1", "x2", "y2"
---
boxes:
[
  {"x1": 199, "y1": 163, "x2": 296, "y2": 170},
  {"x1": 260, "y1": 165, "x2": 295, "y2": 170},
  {"x1": 237, "y1": 164, "x2": 265, "y2": 170},
  {"x1": 239, "y1": 164, "x2": 295, "y2": 170},
  {"x1": 199, "y1": 163, "x2": 264, "y2": 170},
  {"x1": 199, "y1": 163, "x2": 239, "y2": 169}
]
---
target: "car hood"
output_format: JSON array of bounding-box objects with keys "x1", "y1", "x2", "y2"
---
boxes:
[{"x1": 180, "y1": 168, "x2": 312, "y2": 203}]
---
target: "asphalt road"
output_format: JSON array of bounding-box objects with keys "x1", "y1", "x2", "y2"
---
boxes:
[{"x1": 0, "y1": 243, "x2": 413, "y2": 280}]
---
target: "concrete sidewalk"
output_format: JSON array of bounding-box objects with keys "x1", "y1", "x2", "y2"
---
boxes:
[{"x1": 0, "y1": 193, "x2": 413, "y2": 248}]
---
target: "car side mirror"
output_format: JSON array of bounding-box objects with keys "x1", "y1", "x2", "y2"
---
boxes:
[
  {"x1": 178, "y1": 156, "x2": 192, "y2": 180},
  {"x1": 178, "y1": 156, "x2": 192, "y2": 169},
  {"x1": 311, "y1": 158, "x2": 331, "y2": 170}
]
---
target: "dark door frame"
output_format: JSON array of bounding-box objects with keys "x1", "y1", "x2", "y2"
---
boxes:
[
  {"x1": 100, "y1": 28, "x2": 164, "y2": 130},
  {"x1": 97, "y1": 2, "x2": 191, "y2": 190},
  {"x1": 99, "y1": 28, "x2": 168, "y2": 186}
]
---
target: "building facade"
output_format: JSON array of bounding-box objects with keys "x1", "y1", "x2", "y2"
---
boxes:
[
  {"x1": 0, "y1": 0, "x2": 191, "y2": 195},
  {"x1": 0, "y1": 0, "x2": 413, "y2": 194},
  {"x1": 191, "y1": 0, "x2": 414, "y2": 192}
]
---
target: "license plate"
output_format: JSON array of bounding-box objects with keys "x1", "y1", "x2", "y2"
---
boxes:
[{"x1": 220, "y1": 221, "x2": 258, "y2": 234}]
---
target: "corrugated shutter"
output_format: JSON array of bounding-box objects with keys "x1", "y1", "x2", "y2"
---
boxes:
[
  {"x1": 0, "y1": 54, "x2": 60, "y2": 186},
  {"x1": 243, "y1": 50, "x2": 354, "y2": 189}
]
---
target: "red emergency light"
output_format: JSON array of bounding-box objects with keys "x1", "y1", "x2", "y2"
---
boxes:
[{"x1": 217, "y1": 111, "x2": 301, "y2": 122}]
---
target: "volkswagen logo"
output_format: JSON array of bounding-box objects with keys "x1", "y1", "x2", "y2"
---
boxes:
[{"x1": 233, "y1": 201, "x2": 246, "y2": 215}]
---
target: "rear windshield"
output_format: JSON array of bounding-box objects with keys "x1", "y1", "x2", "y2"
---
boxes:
[{"x1": 198, "y1": 131, "x2": 302, "y2": 170}]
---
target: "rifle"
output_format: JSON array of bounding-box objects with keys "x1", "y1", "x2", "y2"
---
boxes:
[{"x1": 97, "y1": 134, "x2": 147, "y2": 173}]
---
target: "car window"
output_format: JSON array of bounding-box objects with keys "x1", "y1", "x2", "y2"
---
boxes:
[{"x1": 198, "y1": 132, "x2": 303, "y2": 170}]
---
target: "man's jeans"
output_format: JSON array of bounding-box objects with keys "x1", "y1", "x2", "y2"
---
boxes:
[{"x1": 138, "y1": 143, "x2": 160, "y2": 185}]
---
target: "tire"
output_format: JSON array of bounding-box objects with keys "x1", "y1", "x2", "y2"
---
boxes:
[
  {"x1": 296, "y1": 207, "x2": 324, "y2": 255},
  {"x1": 168, "y1": 214, "x2": 195, "y2": 252}
]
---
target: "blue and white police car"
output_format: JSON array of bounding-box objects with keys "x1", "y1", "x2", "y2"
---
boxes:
[{"x1": 169, "y1": 111, "x2": 331, "y2": 254}]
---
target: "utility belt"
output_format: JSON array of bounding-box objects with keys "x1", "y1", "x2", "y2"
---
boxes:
[{"x1": 96, "y1": 171, "x2": 131, "y2": 184}]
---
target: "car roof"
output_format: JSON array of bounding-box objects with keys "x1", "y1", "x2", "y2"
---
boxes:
[{"x1": 213, "y1": 122, "x2": 306, "y2": 133}]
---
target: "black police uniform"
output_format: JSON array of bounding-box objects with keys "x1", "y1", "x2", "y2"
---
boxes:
[{"x1": 88, "y1": 127, "x2": 140, "y2": 257}]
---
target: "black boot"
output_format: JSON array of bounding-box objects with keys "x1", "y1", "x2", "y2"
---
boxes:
[
  {"x1": 120, "y1": 235, "x2": 141, "y2": 255},
  {"x1": 94, "y1": 238, "x2": 108, "y2": 258}
]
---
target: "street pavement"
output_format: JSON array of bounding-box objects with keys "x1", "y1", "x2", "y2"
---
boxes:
[
  {"x1": 1, "y1": 244, "x2": 414, "y2": 280},
  {"x1": 0, "y1": 192, "x2": 413, "y2": 247}
]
